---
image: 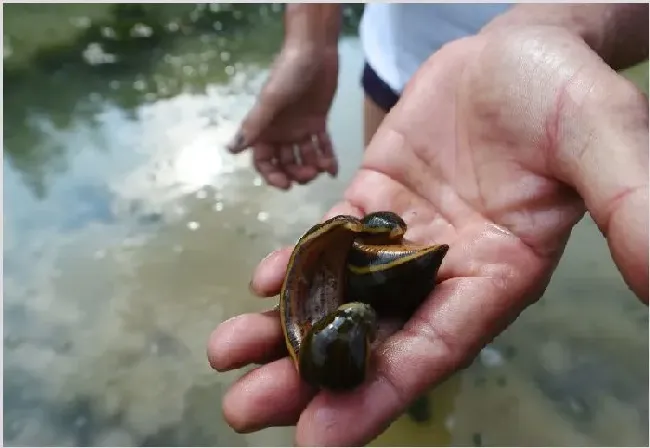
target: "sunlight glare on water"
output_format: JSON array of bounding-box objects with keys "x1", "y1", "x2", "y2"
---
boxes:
[{"x1": 112, "y1": 82, "x2": 262, "y2": 214}]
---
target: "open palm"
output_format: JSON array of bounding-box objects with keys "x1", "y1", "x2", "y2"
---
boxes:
[{"x1": 209, "y1": 27, "x2": 647, "y2": 446}]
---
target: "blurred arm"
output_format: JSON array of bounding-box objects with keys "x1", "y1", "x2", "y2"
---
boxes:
[{"x1": 283, "y1": 4, "x2": 342, "y2": 52}]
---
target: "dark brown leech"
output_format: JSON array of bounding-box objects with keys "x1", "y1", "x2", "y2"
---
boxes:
[
  {"x1": 347, "y1": 243, "x2": 450, "y2": 319},
  {"x1": 280, "y1": 219, "x2": 360, "y2": 363},
  {"x1": 299, "y1": 303, "x2": 378, "y2": 391}
]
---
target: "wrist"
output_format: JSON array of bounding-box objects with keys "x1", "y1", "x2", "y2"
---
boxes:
[
  {"x1": 277, "y1": 42, "x2": 339, "y2": 80},
  {"x1": 282, "y1": 40, "x2": 339, "y2": 62},
  {"x1": 481, "y1": 4, "x2": 649, "y2": 70}
]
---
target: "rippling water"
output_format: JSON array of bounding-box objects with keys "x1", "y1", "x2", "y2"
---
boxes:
[{"x1": 3, "y1": 4, "x2": 648, "y2": 446}]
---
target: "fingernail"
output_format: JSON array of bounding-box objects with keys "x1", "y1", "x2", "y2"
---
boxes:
[
  {"x1": 249, "y1": 250, "x2": 281, "y2": 296},
  {"x1": 261, "y1": 249, "x2": 281, "y2": 263},
  {"x1": 220, "y1": 315, "x2": 238, "y2": 326},
  {"x1": 227, "y1": 131, "x2": 246, "y2": 152},
  {"x1": 248, "y1": 279, "x2": 258, "y2": 296}
]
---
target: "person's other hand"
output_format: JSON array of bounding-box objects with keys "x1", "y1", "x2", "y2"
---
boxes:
[
  {"x1": 210, "y1": 26, "x2": 648, "y2": 446},
  {"x1": 227, "y1": 45, "x2": 340, "y2": 190}
]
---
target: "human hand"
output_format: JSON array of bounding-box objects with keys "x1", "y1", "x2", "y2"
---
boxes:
[
  {"x1": 227, "y1": 45, "x2": 339, "y2": 190},
  {"x1": 209, "y1": 27, "x2": 648, "y2": 446}
]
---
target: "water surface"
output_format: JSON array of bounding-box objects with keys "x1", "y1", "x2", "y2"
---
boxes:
[{"x1": 3, "y1": 4, "x2": 648, "y2": 446}]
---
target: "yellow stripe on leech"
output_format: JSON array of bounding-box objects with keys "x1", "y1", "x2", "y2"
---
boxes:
[{"x1": 347, "y1": 246, "x2": 442, "y2": 275}]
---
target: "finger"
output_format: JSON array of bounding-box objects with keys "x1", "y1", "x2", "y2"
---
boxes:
[
  {"x1": 558, "y1": 76, "x2": 649, "y2": 302},
  {"x1": 278, "y1": 144, "x2": 309, "y2": 185},
  {"x1": 228, "y1": 90, "x2": 292, "y2": 154},
  {"x1": 279, "y1": 144, "x2": 297, "y2": 168},
  {"x1": 207, "y1": 313, "x2": 286, "y2": 372},
  {"x1": 250, "y1": 202, "x2": 365, "y2": 297},
  {"x1": 298, "y1": 137, "x2": 319, "y2": 171},
  {"x1": 223, "y1": 357, "x2": 316, "y2": 433},
  {"x1": 313, "y1": 132, "x2": 339, "y2": 177},
  {"x1": 227, "y1": 130, "x2": 248, "y2": 154},
  {"x1": 252, "y1": 143, "x2": 291, "y2": 190},
  {"x1": 228, "y1": 101, "x2": 278, "y2": 154},
  {"x1": 285, "y1": 143, "x2": 319, "y2": 185},
  {"x1": 295, "y1": 237, "x2": 545, "y2": 446},
  {"x1": 250, "y1": 248, "x2": 293, "y2": 297}
]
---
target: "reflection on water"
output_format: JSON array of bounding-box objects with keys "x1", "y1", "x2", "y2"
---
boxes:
[{"x1": 3, "y1": 4, "x2": 648, "y2": 447}]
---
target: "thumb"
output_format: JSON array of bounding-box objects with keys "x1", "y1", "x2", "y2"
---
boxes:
[
  {"x1": 227, "y1": 97, "x2": 283, "y2": 154},
  {"x1": 553, "y1": 71, "x2": 649, "y2": 302}
]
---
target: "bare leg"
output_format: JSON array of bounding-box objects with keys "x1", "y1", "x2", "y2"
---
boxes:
[{"x1": 363, "y1": 94, "x2": 389, "y2": 148}]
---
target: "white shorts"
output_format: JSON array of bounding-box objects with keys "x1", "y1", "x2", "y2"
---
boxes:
[{"x1": 359, "y1": 3, "x2": 512, "y2": 99}]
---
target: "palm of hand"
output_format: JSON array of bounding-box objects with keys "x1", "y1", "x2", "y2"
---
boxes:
[{"x1": 211, "y1": 29, "x2": 600, "y2": 446}]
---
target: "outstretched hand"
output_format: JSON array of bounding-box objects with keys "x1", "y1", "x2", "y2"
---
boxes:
[
  {"x1": 227, "y1": 45, "x2": 340, "y2": 190},
  {"x1": 209, "y1": 27, "x2": 648, "y2": 446}
]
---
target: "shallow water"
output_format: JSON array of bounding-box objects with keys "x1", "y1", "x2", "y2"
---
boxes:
[{"x1": 3, "y1": 4, "x2": 648, "y2": 447}]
